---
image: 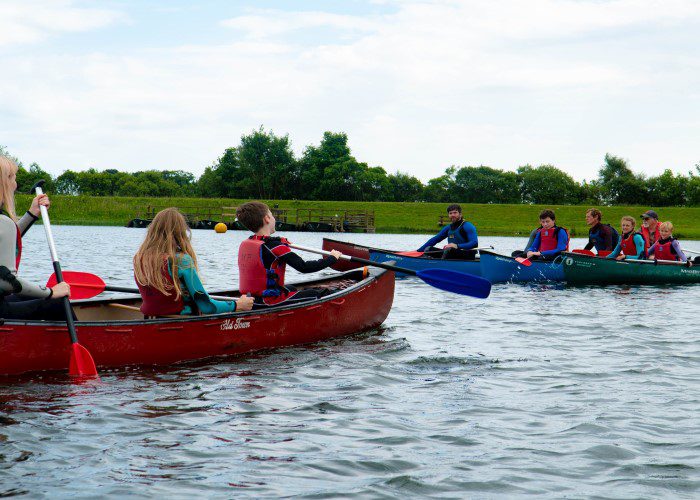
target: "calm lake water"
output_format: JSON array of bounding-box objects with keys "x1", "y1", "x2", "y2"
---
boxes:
[{"x1": 1, "y1": 227, "x2": 699, "y2": 498}]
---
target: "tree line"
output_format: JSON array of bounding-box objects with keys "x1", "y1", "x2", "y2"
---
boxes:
[{"x1": 3, "y1": 130, "x2": 699, "y2": 206}]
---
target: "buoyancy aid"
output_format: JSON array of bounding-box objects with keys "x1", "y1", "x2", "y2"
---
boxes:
[
  {"x1": 538, "y1": 226, "x2": 569, "y2": 252},
  {"x1": 654, "y1": 238, "x2": 679, "y2": 261},
  {"x1": 136, "y1": 259, "x2": 185, "y2": 316},
  {"x1": 447, "y1": 220, "x2": 469, "y2": 246},
  {"x1": 238, "y1": 236, "x2": 296, "y2": 304},
  {"x1": 620, "y1": 232, "x2": 643, "y2": 257},
  {"x1": 641, "y1": 225, "x2": 661, "y2": 252}
]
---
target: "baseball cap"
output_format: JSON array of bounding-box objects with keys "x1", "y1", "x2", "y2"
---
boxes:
[{"x1": 640, "y1": 210, "x2": 659, "y2": 219}]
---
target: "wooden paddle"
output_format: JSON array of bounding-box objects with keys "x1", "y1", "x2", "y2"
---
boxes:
[
  {"x1": 32, "y1": 181, "x2": 98, "y2": 378},
  {"x1": 290, "y1": 243, "x2": 491, "y2": 299},
  {"x1": 46, "y1": 270, "x2": 238, "y2": 302}
]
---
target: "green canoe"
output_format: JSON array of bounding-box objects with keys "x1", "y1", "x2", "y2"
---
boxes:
[{"x1": 561, "y1": 251, "x2": 700, "y2": 285}]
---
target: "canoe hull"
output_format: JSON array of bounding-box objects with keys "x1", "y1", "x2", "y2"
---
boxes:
[
  {"x1": 479, "y1": 250, "x2": 564, "y2": 283},
  {"x1": 0, "y1": 270, "x2": 395, "y2": 376},
  {"x1": 561, "y1": 252, "x2": 700, "y2": 285},
  {"x1": 369, "y1": 249, "x2": 482, "y2": 277},
  {"x1": 322, "y1": 238, "x2": 396, "y2": 272}
]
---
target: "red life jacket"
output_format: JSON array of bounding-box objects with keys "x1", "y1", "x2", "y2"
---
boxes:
[
  {"x1": 653, "y1": 238, "x2": 679, "y2": 261},
  {"x1": 135, "y1": 259, "x2": 184, "y2": 316},
  {"x1": 641, "y1": 225, "x2": 660, "y2": 252},
  {"x1": 619, "y1": 232, "x2": 641, "y2": 257},
  {"x1": 238, "y1": 236, "x2": 296, "y2": 304},
  {"x1": 537, "y1": 226, "x2": 569, "y2": 252}
]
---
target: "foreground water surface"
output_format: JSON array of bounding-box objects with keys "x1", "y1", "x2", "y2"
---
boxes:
[{"x1": 1, "y1": 227, "x2": 699, "y2": 498}]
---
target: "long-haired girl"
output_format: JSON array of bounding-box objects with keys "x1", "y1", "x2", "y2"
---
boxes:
[{"x1": 134, "y1": 208, "x2": 253, "y2": 316}]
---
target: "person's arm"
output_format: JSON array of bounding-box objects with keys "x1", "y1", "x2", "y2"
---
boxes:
[
  {"x1": 671, "y1": 240, "x2": 687, "y2": 262},
  {"x1": 606, "y1": 240, "x2": 622, "y2": 259},
  {"x1": 603, "y1": 226, "x2": 614, "y2": 250},
  {"x1": 456, "y1": 222, "x2": 478, "y2": 250},
  {"x1": 177, "y1": 254, "x2": 237, "y2": 314},
  {"x1": 528, "y1": 232, "x2": 542, "y2": 253},
  {"x1": 541, "y1": 229, "x2": 569, "y2": 257},
  {"x1": 418, "y1": 226, "x2": 449, "y2": 252},
  {"x1": 17, "y1": 211, "x2": 39, "y2": 237},
  {"x1": 524, "y1": 228, "x2": 538, "y2": 251},
  {"x1": 584, "y1": 231, "x2": 594, "y2": 251},
  {"x1": 280, "y1": 252, "x2": 337, "y2": 273},
  {"x1": 647, "y1": 242, "x2": 658, "y2": 258}
]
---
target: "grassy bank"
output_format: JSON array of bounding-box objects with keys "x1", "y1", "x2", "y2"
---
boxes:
[{"x1": 17, "y1": 194, "x2": 700, "y2": 238}]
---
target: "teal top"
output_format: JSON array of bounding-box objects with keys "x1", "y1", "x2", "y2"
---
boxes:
[
  {"x1": 607, "y1": 233, "x2": 645, "y2": 260},
  {"x1": 171, "y1": 254, "x2": 237, "y2": 315}
]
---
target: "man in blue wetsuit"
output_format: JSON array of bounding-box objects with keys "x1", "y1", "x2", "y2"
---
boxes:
[{"x1": 417, "y1": 204, "x2": 478, "y2": 260}]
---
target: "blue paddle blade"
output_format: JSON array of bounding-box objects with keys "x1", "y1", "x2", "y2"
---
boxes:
[{"x1": 416, "y1": 268, "x2": 491, "y2": 299}]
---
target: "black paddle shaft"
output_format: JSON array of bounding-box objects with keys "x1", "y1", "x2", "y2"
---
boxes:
[
  {"x1": 345, "y1": 255, "x2": 418, "y2": 276},
  {"x1": 52, "y1": 261, "x2": 78, "y2": 344}
]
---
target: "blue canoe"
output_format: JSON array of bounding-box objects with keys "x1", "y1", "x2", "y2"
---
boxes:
[
  {"x1": 369, "y1": 249, "x2": 482, "y2": 277},
  {"x1": 479, "y1": 250, "x2": 565, "y2": 283}
]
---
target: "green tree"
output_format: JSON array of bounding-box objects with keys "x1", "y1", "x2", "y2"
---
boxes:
[
  {"x1": 423, "y1": 167, "x2": 457, "y2": 202},
  {"x1": 385, "y1": 172, "x2": 424, "y2": 201},
  {"x1": 517, "y1": 164, "x2": 581, "y2": 204},
  {"x1": 597, "y1": 154, "x2": 648, "y2": 205},
  {"x1": 454, "y1": 166, "x2": 520, "y2": 203},
  {"x1": 647, "y1": 169, "x2": 687, "y2": 206},
  {"x1": 236, "y1": 127, "x2": 297, "y2": 199},
  {"x1": 299, "y1": 132, "x2": 352, "y2": 199}
]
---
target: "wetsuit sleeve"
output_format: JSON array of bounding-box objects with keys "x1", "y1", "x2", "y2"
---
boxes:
[
  {"x1": 0, "y1": 215, "x2": 51, "y2": 298},
  {"x1": 607, "y1": 240, "x2": 622, "y2": 259},
  {"x1": 584, "y1": 233, "x2": 594, "y2": 251},
  {"x1": 524, "y1": 228, "x2": 538, "y2": 251},
  {"x1": 10, "y1": 278, "x2": 52, "y2": 298},
  {"x1": 457, "y1": 222, "x2": 478, "y2": 250},
  {"x1": 647, "y1": 242, "x2": 658, "y2": 257},
  {"x1": 672, "y1": 240, "x2": 687, "y2": 262},
  {"x1": 17, "y1": 211, "x2": 39, "y2": 236},
  {"x1": 177, "y1": 254, "x2": 236, "y2": 314},
  {"x1": 280, "y1": 252, "x2": 337, "y2": 273},
  {"x1": 418, "y1": 226, "x2": 449, "y2": 252},
  {"x1": 603, "y1": 225, "x2": 614, "y2": 250},
  {"x1": 529, "y1": 232, "x2": 542, "y2": 252},
  {"x1": 540, "y1": 229, "x2": 569, "y2": 257}
]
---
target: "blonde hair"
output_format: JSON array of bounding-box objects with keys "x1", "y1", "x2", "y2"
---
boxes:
[
  {"x1": 621, "y1": 216, "x2": 636, "y2": 229},
  {"x1": 659, "y1": 221, "x2": 673, "y2": 232},
  {"x1": 0, "y1": 156, "x2": 18, "y2": 220},
  {"x1": 133, "y1": 208, "x2": 198, "y2": 299}
]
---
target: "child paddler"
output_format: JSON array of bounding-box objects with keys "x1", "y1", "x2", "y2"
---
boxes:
[
  {"x1": 607, "y1": 216, "x2": 645, "y2": 260},
  {"x1": 417, "y1": 204, "x2": 478, "y2": 260},
  {"x1": 647, "y1": 222, "x2": 688, "y2": 262},
  {"x1": 0, "y1": 155, "x2": 71, "y2": 320},
  {"x1": 236, "y1": 201, "x2": 342, "y2": 306},
  {"x1": 133, "y1": 208, "x2": 254, "y2": 317},
  {"x1": 524, "y1": 209, "x2": 569, "y2": 260}
]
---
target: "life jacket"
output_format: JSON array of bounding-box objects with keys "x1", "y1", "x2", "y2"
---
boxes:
[
  {"x1": 447, "y1": 220, "x2": 470, "y2": 246},
  {"x1": 619, "y1": 232, "x2": 643, "y2": 258},
  {"x1": 136, "y1": 259, "x2": 185, "y2": 316},
  {"x1": 238, "y1": 236, "x2": 296, "y2": 304},
  {"x1": 641, "y1": 225, "x2": 661, "y2": 252},
  {"x1": 589, "y1": 223, "x2": 619, "y2": 251},
  {"x1": 653, "y1": 238, "x2": 679, "y2": 261},
  {"x1": 537, "y1": 226, "x2": 569, "y2": 252}
]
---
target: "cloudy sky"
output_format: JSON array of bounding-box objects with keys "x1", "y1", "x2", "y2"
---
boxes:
[{"x1": 1, "y1": 0, "x2": 699, "y2": 182}]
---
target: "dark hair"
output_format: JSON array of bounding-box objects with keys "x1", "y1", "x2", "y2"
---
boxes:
[
  {"x1": 539, "y1": 209, "x2": 555, "y2": 220},
  {"x1": 447, "y1": 204, "x2": 462, "y2": 214},
  {"x1": 236, "y1": 201, "x2": 271, "y2": 232},
  {"x1": 586, "y1": 208, "x2": 602, "y2": 221}
]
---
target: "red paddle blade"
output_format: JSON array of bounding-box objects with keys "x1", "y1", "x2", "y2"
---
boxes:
[
  {"x1": 514, "y1": 257, "x2": 532, "y2": 267},
  {"x1": 47, "y1": 271, "x2": 107, "y2": 300},
  {"x1": 397, "y1": 251, "x2": 424, "y2": 257},
  {"x1": 69, "y1": 342, "x2": 99, "y2": 377}
]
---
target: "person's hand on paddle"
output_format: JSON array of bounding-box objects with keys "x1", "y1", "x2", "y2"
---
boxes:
[
  {"x1": 235, "y1": 295, "x2": 254, "y2": 312},
  {"x1": 443, "y1": 243, "x2": 458, "y2": 249},
  {"x1": 51, "y1": 281, "x2": 70, "y2": 299},
  {"x1": 29, "y1": 193, "x2": 50, "y2": 217},
  {"x1": 615, "y1": 254, "x2": 626, "y2": 261},
  {"x1": 526, "y1": 251, "x2": 540, "y2": 258},
  {"x1": 329, "y1": 250, "x2": 342, "y2": 259}
]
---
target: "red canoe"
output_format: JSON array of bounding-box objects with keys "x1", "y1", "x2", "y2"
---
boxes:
[
  {"x1": 322, "y1": 237, "x2": 396, "y2": 271},
  {"x1": 0, "y1": 269, "x2": 394, "y2": 376}
]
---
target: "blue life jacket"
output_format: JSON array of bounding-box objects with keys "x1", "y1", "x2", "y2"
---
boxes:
[
  {"x1": 447, "y1": 221, "x2": 469, "y2": 246},
  {"x1": 589, "y1": 223, "x2": 620, "y2": 251}
]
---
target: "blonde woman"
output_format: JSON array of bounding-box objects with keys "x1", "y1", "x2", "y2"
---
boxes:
[
  {"x1": 607, "y1": 216, "x2": 644, "y2": 260},
  {"x1": 134, "y1": 208, "x2": 253, "y2": 316},
  {"x1": 0, "y1": 155, "x2": 70, "y2": 319},
  {"x1": 647, "y1": 222, "x2": 687, "y2": 262}
]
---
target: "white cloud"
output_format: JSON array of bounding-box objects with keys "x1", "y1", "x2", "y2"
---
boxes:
[
  {"x1": 0, "y1": 0, "x2": 122, "y2": 47},
  {"x1": 2, "y1": 0, "x2": 700, "y2": 180}
]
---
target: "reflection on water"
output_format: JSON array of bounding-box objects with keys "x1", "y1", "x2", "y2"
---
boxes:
[{"x1": 1, "y1": 228, "x2": 699, "y2": 497}]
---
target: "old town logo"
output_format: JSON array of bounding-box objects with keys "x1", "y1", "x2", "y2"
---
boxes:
[{"x1": 221, "y1": 318, "x2": 251, "y2": 331}]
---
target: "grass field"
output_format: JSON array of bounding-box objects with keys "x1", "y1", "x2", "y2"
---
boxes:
[{"x1": 16, "y1": 194, "x2": 700, "y2": 238}]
